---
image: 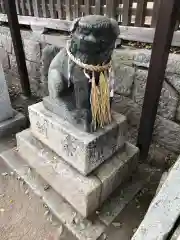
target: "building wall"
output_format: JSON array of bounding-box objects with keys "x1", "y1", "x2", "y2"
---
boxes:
[{"x1": 0, "y1": 25, "x2": 179, "y2": 168}]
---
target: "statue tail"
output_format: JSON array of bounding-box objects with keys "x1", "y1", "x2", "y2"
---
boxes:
[{"x1": 40, "y1": 45, "x2": 61, "y2": 96}]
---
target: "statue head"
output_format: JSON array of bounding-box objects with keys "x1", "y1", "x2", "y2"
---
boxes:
[{"x1": 69, "y1": 15, "x2": 120, "y2": 65}]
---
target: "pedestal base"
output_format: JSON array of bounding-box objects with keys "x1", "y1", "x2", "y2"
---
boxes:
[
  {"x1": 0, "y1": 147, "x2": 148, "y2": 240},
  {"x1": 29, "y1": 102, "x2": 127, "y2": 175},
  {"x1": 0, "y1": 110, "x2": 26, "y2": 137},
  {"x1": 16, "y1": 129, "x2": 138, "y2": 217}
]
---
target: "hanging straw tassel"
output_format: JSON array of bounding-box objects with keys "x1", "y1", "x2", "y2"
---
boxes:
[
  {"x1": 99, "y1": 72, "x2": 112, "y2": 125},
  {"x1": 90, "y1": 71, "x2": 112, "y2": 130},
  {"x1": 91, "y1": 71, "x2": 101, "y2": 130}
]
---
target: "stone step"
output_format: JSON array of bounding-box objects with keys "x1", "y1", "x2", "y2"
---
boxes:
[
  {"x1": 16, "y1": 129, "x2": 138, "y2": 217},
  {"x1": 132, "y1": 155, "x2": 180, "y2": 240},
  {"x1": 0, "y1": 148, "x2": 149, "y2": 240},
  {"x1": 28, "y1": 102, "x2": 127, "y2": 175}
]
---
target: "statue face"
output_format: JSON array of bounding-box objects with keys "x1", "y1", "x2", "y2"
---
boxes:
[
  {"x1": 71, "y1": 27, "x2": 115, "y2": 64},
  {"x1": 70, "y1": 15, "x2": 119, "y2": 64},
  {"x1": 77, "y1": 26, "x2": 115, "y2": 51}
]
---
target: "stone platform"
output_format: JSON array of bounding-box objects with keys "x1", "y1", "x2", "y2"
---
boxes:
[
  {"x1": 16, "y1": 129, "x2": 138, "y2": 217},
  {"x1": 29, "y1": 102, "x2": 127, "y2": 175},
  {"x1": 0, "y1": 148, "x2": 149, "y2": 240},
  {"x1": 0, "y1": 110, "x2": 26, "y2": 137},
  {"x1": 132, "y1": 155, "x2": 180, "y2": 240}
]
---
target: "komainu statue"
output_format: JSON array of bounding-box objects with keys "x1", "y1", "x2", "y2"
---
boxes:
[{"x1": 43, "y1": 15, "x2": 120, "y2": 132}]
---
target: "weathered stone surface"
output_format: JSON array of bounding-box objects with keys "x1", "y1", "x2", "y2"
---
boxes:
[
  {"x1": 9, "y1": 54, "x2": 19, "y2": 76},
  {"x1": 0, "y1": 27, "x2": 11, "y2": 37},
  {"x1": 0, "y1": 110, "x2": 26, "y2": 137},
  {"x1": 114, "y1": 48, "x2": 180, "y2": 77},
  {"x1": 176, "y1": 104, "x2": 180, "y2": 122},
  {"x1": 132, "y1": 69, "x2": 178, "y2": 120},
  {"x1": 40, "y1": 45, "x2": 61, "y2": 96},
  {"x1": 166, "y1": 73, "x2": 180, "y2": 95},
  {"x1": 134, "y1": 49, "x2": 180, "y2": 75},
  {"x1": 26, "y1": 60, "x2": 41, "y2": 81},
  {"x1": 26, "y1": 61, "x2": 42, "y2": 94},
  {"x1": 16, "y1": 129, "x2": 138, "y2": 217},
  {"x1": 1, "y1": 147, "x2": 147, "y2": 240},
  {"x1": 154, "y1": 116, "x2": 180, "y2": 153},
  {"x1": 12, "y1": 39, "x2": 41, "y2": 63},
  {"x1": 0, "y1": 34, "x2": 12, "y2": 53},
  {"x1": 133, "y1": 49, "x2": 151, "y2": 68},
  {"x1": 95, "y1": 142, "x2": 139, "y2": 203},
  {"x1": 164, "y1": 54, "x2": 180, "y2": 76},
  {"x1": 23, "y1": 39, "x2": 41, "y2": 62},
  {"x1": 29, "y1": 102, "x2": 127, "y2": 175},
  {"x1": 98, "y1": 164, "x2": 150, "y2": 226},
  {"x1": 112, "y1": 94, "x2": 141, "y2": 128},
  {"x1": 155, "y1": 171, "x2": 169, "y2": 195},
  {"x1": 132, "y1": 69, "x2": 147, "y2": 106},
  {"x1": 113, "y1": 94, "x2": 180, "y2": 154},
  {"x1": 148, "y1": 143, "x2": 178, "y2": 169},
  {"x1": 132, "y1": 155, "x2": 180, "y2": 240},
  {"x1": 21, "y1": 29, "x2": 36, "y2": 41},
  {"x1": 113, "y1": 63, "x2": 135, "y2": 96},
  {"x1": 30, "y1": 24, "x2": 46, "y2": 34},
  {"x1": 16, "y1": 129, "x2": 101, "y2": 217},
  {"x1": 41, "y1": 45, "x2": 60, "y2": 78},
  {"x1": 158, "y1": 82, "x2": 178, "y2": 120},
  {"x1": 0, "y1": 63, "x2": 13, "y2": 122},
  {"x1": 0, "y1": 47, "x2": 10, "y2": 71},
  {"x1": 0, "y1": 148, "x2": 106, "y2": 240},
  {"x1": 9, "y1": 54, "x2": 43, "y2": 94},
  {"x1": 9, "y1": 54, "x2": 41, "y2": 81},
  {"x1": 43, "y1": 34, "x2": 69, "y2": 48},
  {"x1": 44, "y1": 96, "x2": 104, "y2": 132},
  {"x1": 112, "y1": 47, "x2": 136, "y2": 66}
]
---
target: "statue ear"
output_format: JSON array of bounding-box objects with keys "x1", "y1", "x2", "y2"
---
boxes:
[
  {"x1": 110, "y1": 18, "x2": 120, "y2": 37},
  {"x1": 70, "y1": 18, "x2": 81, "y2": 33}
]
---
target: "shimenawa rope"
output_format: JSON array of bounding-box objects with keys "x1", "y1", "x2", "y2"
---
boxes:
[{"x1": 66, "y1": 45, "x2": 112, "y2": 129}]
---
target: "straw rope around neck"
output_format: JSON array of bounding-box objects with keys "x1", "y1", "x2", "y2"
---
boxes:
[
  {"x1": 66, "y1": 43, "x2": 112, "y2": 130},
  {"x1": 66, "y1": 44, "x2": 112, "y2": 72}
]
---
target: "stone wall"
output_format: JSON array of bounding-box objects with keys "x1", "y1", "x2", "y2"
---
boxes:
[
  {"x1": 0, "y1": 26, "x2": 68, "y2": 96},
  {"x1": 0, "y1": 25, "x2": 179, "y2": 167},
  {"x1": 112, "y1": 48, "x2": 180, "y2": 166}
]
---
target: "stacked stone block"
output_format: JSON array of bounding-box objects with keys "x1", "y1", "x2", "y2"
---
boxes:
[{"x1": 12, "y1": 100, "x2": 139, "y2": 218}]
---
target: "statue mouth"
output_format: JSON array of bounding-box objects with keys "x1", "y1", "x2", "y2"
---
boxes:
[{"x1": 78, "y1": 40, "x2": 111, "y2": 55}]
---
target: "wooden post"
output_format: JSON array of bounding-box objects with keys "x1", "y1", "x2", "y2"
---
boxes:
[
  {"x1": 122, "y1": 0, "x2": 132, "y2": 26},
  {"x1": 95, "y1": 0, "x2": 101, "y2": 15},
  {"x1": 137, "y1": 0, "x2": 180, "y2": 160},
  {"x1": 5, "y1": 0, "x2": 31, "y2": 97},
  {"x1": 151, "y1": 0, "x2": 161, "y2": 27},
  {"x1": 106, "y1": 0, "x2": 117, "y2": 19},
  {"x1": 135, "y1": 0, "x2": 148, "y2": 27}
]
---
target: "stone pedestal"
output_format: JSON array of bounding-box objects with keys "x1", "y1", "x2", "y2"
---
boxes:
[
  {"x1": 21, "y1": 100, "x2": 138, "y2": 217},
  {"x1": 0, "y1": 56, "x2": 26, "y2": 137},
  {"x1": 16, "y1": 129, "x2": 138, "y2": 217},
  {"x1": 29, "y1": 102, "x2": 127, "y2": 175},
  {"x1": 0, "y1": 98, "x2": 146, "y2": 239}
]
